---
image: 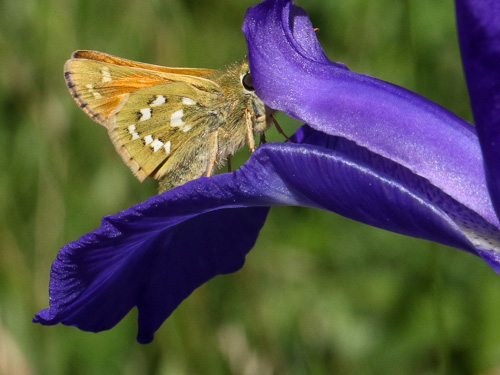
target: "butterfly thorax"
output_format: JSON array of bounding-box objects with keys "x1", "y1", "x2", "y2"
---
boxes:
[{"x1": 203, "y1": 60, "x2": 270, "y2": 164}]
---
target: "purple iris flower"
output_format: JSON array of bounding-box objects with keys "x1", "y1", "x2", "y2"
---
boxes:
[{"x1": 34, "y1": 0, "x2": 500, "y2": 344}]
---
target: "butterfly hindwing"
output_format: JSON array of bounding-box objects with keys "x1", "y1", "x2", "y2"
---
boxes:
[
  {"x1": 109, "y1": 82, "x2": 223, "y2": 182},
  {"x1": 65, "y1": 51, "x2": 225, "y2": 182}
]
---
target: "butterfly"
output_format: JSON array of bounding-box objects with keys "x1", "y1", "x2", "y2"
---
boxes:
[{"x1": 64, "y1": 50, "x2": 277, "y2": 192}]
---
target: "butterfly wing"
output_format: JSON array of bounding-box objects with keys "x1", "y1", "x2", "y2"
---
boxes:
[
  {"x1": 64, "y1": 50, "x2": 216, "y2": 126},
  {"x1": 109, "y1": 82, "x2": 223, "y2": 184},
  {"x1": 70, "y1": 50, "x2": 216, "y2": 77},
  {"x1": 64, "y1": 50, "x2": 224, "y2": 185}
]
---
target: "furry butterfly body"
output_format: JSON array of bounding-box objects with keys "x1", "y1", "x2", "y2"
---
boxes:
[{"x1": 65, "y1": 50, "x2": 271, "y2": 192}]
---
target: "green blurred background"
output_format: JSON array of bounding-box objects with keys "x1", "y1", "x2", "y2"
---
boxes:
[{"x1": 1, "y1": 0, "x2": 499, "y2": 374}]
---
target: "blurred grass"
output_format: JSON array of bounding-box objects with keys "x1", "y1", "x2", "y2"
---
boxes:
[{"x1": 1, "y1": 0, "x2": 499, "y2": 374}]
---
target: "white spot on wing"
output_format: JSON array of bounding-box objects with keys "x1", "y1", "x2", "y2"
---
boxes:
[
  {"x1": 139, "y1": 108, "x2": 152, "y2": 121},
  {"x1": 150, "y1": 95, "x2": 166, "y2": 107},
  {"x1": 181, "y1": 124, "x2": 192, "y2": 132},
  {"x1": 85, "y1": 83, "x2": 102, "y2": 99},
  {"x1": 144, "y1": 135, "x2": 153, "y2": 145},
  {"x1": 182, "y1": 97, "x2": 196, "y2": 105},
  {"x1": 170, "y1": 109, "x2": 192, "y2": 132},
  {"x1": 101, "y1": 67, "x2": 112, "y2": 83},
  {"x1": 164, "y1": 140, "x2": 171, "y2": 155},
  {"x1": 170, "y1": 110, "x2": 184, "y2": 127},
  {"x1": 128, "y1": 124, "x2": 140, "y2": 140},
  {"x1": 151, "y1": 139, "x2": 164, "y2": 152}
]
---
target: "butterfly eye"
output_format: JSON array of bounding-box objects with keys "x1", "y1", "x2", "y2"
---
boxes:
[{"x1": 242, "y1": 73, "x2": 255, "y2": 91}]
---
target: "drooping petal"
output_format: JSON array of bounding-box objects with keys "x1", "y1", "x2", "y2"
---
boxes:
[
  {"x1": 243, "y1": 0, "x2": 498, "y2": 228},
  {"x1": 456, "y1": 0, "x2": 500, "y2": 215},
  {"x1": 34, "y1": 194, "x2": 270, "y2": 344},
  {"x1": 34, "y1": 127, "x2": 500, "y2": 342}
]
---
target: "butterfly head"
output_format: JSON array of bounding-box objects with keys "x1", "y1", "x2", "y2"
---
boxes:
[{"x1": 225, "y1": 59, "x2": 272, "y2": 135}]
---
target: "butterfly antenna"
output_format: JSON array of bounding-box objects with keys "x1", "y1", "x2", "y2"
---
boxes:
[{"x1": 227, "y1": 156, "x2": 232, "y2": 173}]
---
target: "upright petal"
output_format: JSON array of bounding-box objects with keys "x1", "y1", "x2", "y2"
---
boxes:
[
  {"x1": 243, "y1": 0, "x2": 498, "y2": 228},
  {"x1": 456, "y1": 0, "x2": 500, "y2": 215}
]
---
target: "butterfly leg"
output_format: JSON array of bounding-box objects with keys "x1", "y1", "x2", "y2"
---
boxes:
[
  {"x1": 270, "y1": 115, "x2": 293, "y2": 143},
  {"x1": 245, "y1": 109, "x2": 256, "y2": 152},
  {"x1": 206, "y1": 130, "x2": 219, "y2": 177}
]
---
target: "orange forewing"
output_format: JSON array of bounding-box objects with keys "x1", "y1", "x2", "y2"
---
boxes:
[
  {"x1": 72, "y1": 50, "x2": 215, "y2": 77},
  {"x1": 64, "y1": 50, "x2": 216, "y2": 126}
]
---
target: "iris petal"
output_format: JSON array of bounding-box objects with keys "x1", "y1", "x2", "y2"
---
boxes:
[
  {"x1": 243, "y1": 0, "x2": 497, "y2": 227},
  {"x1": 34, "y1": 191, "x2": 269, "y2": 344},
  {"x1": 456, "y1": 0, "x2": 500, "y2": 215},
  {"x1": 35, "y1": 0, "x2": 500, "y2": 343},
  {"x1": 34, "y1": 128, "x2": 500, "y2": 341}
]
